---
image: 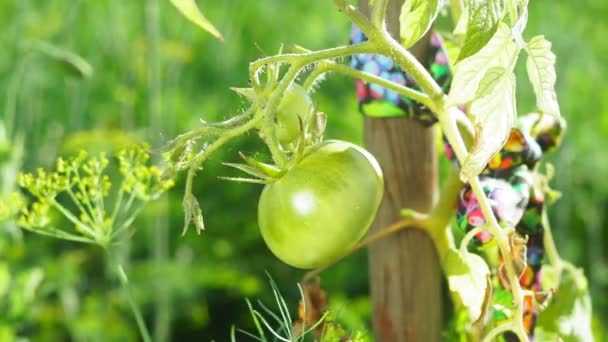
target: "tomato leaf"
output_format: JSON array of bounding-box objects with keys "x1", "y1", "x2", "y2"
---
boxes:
[
  {"x1": 230, "y1": 87, "x2": 256, "y2": 102},
  {"x1": 461, "y1": 70, "x2": 516, "y2": 181},
  {"x1": 444, "y1": 250, "x2": 490, "y2": 321},
  {"x1": 492, "y1": 287, "x2": 514, "y2": 321},
  {"x1": 526, "y1": 35, "x2": 561, "y2": 116},
  {"x1": 399, "y1": 0, "x2": 439, "y2": 48},
  {"x1": 512, "y1": 3, "x2": 528, "y2": 38},
  {"x1": 448, "y1": 23, "x2": 518, "y2": 106},
  {"x1": 474, "y1": 66, "x2": 506, "y2": 98},
  {"x1": 457, "y1": 0, "x2": 505, "y2": 62},
  {"x1": 169, "y1": 0, "x2": 223, "y2": 41},
  {"x1": 540, "y1": 264, "x2": 561, "y2": 292},
  {"x1": 536, "y1": 266, "x2": 594, "y2": 342},
  {"x1": 453, "y1": 8, "x2": 468, "y2": 37}
]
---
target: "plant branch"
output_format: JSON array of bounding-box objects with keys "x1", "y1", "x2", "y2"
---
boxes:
[
  {"x1": 333, "y1": 0, "x2": 378, "y2": 35},
  {"x1": 260, "y1": 65, "x2": 301, "y2": 168},
  {"x1": 21, "y1": 225, "x2": 96, "y2": 244},
  {"x1": 105, "y1": 248, "x2": 152, "y2": 342},
  {"x1": 439, "y1": 107, "x2": 528, "y2": 341},
  {"x1": 183, "y1": 114, "x2": 264, "y2": 216},
  {"x1": 481, "y1": 322, "x2": 515, "y2": 342},
  {"x1": 334, "y1": 0, "x2": 445, "y2": 105},
  {"x1": 303, "y1": 62, "x2": 434, "y2": 111},
  {"x1": 302, "y1": 217, "x2": 426, "y2": 282},
  {"x1": 49, "y1": 198, "x2": 98, "y2": 240},
  {"x1": 541, "y1": 208, "x2": 562, "y2": 269},
  {"x1": 249, "y1": 42, "x2": 376, "y2": 89},
  {"x1": 371, "y1": 0, "x2": 389, "y2": 28}
]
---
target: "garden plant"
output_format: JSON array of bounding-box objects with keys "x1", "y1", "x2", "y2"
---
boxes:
[{"x1": 0, "y1": 0, "x2": 597, "y2": 341}]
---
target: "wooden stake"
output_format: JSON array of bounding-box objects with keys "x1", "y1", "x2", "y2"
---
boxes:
[{"x1": 359, "y1": 1, "x2": 442, "y2": 341}]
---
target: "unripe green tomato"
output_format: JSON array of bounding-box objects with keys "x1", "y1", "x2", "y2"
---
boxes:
[
  {"x1": 258, "y1": 140, "x2": 384, "y2": 269},
  {"x1": 275, "y1": 84, "x2": 313, "y2": 145}
]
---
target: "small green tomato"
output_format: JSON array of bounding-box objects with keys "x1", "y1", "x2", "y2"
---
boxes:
[
  {"x1": 275, "y1": 83, "x2": 313, "y2": 145},
  {"x1": 258, "y1": 140, "x2": 384, "y2": 269}
]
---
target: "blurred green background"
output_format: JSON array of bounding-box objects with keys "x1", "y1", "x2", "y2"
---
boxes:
[{"x1": 0, "y1": 0, "x2": 605, "y2": 341}]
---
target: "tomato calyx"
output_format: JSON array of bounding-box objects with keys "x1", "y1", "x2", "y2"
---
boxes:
[
  {"x1": 221, "y1": 109, "x2": 328, "y2": 185},
  {"x1": 219, "y1": 151, "x2": 284, "y2": 185}
]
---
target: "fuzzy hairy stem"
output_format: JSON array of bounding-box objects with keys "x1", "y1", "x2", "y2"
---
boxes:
[
  {"x1": 439, "y1": 107, "x2": 527, "y2": 340},
  {"x1": 370, "y1": 0, "x2": 390, "y2": 28},
  {"x1": 183, "y1": 113, "x2": 264, "y2": 216},
  {"x1": 303, "y1": 62, "x2": 433, "y2": 109}
]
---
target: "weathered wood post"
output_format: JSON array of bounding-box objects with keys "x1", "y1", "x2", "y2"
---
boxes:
[{"x1": 359, "y1": 1, "x2": 443, "y2": 341}]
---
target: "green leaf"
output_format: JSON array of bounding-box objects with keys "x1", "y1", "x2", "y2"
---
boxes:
[
  {"x1": 29, "y1": 41, "x2": 94, "y2": 79},
  {"x1": 492, "y1": 287, "x2": 514, "y2": 321},
  {"x1": 526, "y1": 35, "x2": 561, "y2": 116},
  {"x1": 534, "y1": 328, "x2": 561, "y2": 342},
  {"x1": 444, "y1": 250, "x2": 490, "y2": 321},
  {"x1": 457, "y1": 0, "x2": 506, "y2": 61},
  {"x1": 230, "y1": 87, "x2": 256, "y2": 101},
  {"x1": 453, "y1": 7, "x2": 468, "y2": 37},
  {"x1": 0, "y1": 263, "x2": 9, "y2": 299},
  {"x1": 399, "y1": 0, "x2": 439, "y2": 48},
  {"x1": 169, "y1": 0, "x2": 223, "y2": 41},
  {"x1": 536, "y1": 266, "x2": 594, "y2": 342},
  {"x1": 461, "y1": 71, "x2": 517, "y2": 181},
  {"x1": 239, "y1": 152, "x2": 282, "y2": 178},
  {"x1": 474, "y1": 66, "x2": 506, "y2": 98},
  {"x1": 540, "y1": 264, "x2": 561, "y2": 292},
  {"x1": 448, "y1": 23, "x2": 518, "y2": 106},
  {"x1": 222, "y1": 162, "x2": 273, "y2": 180}
]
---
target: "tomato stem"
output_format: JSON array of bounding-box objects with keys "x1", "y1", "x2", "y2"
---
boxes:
[
  {"x1": 370, "y1": 0, "x2": 389, "y2": 29},
  {"x1": 303, "y1": 62, "x2": 433, "y2": 110},
  {"x1": 302, "y1": 217, "x2": 426, "y2": 283}
]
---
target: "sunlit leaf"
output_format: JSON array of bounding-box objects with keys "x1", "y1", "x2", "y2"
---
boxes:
[
  {"x1": 399, "y1": 0, "x2": 439, "y2": 48},
  {"x1": 461, "y1": 71, "x2": 516, "y2": 181},
  {"x1": 448, "y1": 23, "x2": 518, "y2": 106},
  {"x1": 526, "y1": 35, "x2": 561, "y2": 116},
  {"x1": 457, "y1": 0, "x2": 505, "y2": 61},
  {"x1": 444, "y1": 250, "x2": 490, "y2": 321},
  {"x1": 540, "y1": 264, "x2": 561, "y2": 292},
  {"x1": 169, "y1": 0, "x2": 223, "y2": 41},
  {"x1": 474, "y1": 66, "x2": 506, "y2": 98},
  {"x1": 536, "y1": 266, "x2": 593, "y2": 342},
  {"x1": 512, "y1": 4, "x2": 528, "y2": 38},
  {"x1": 453, "y1": 7, "x2": 468, "y2": 36}
]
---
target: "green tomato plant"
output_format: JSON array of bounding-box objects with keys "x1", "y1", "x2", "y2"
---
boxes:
[
  {"x1": 0, "y1": 0, "x2": 594, "y2": 341},
  {"x1": 160, "y1": 0, "x2": 591, "y2": 340}
]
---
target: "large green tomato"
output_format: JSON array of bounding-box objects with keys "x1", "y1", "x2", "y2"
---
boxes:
[
  {"x1": 275, "y1": 83, "x2": 313, "y2": 145},
  {"x1": 258, "y1": 140, "x2": 384, "y2": 269}
]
